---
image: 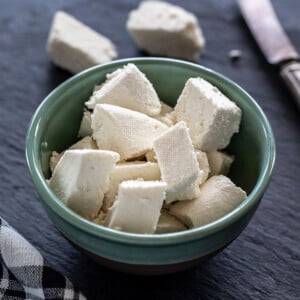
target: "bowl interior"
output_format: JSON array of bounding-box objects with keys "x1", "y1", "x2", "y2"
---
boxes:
[{"x1": 27, "y1": 58, "x2": 275, "y2": 241}]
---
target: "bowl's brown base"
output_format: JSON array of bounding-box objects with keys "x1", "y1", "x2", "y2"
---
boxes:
[{"x1": 66, "y1": 237, "x2": 234, "y2": 275}]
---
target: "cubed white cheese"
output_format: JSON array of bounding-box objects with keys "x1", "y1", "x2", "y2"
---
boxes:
[
  {"x1": 78, "y1": 110, "x2": 92, "y2": 138},
  {"x1": 85, "y1": 64, "x2": 161, "y2": 116},
  {"x1": 169, "y1": 175, "x2": 247, "y2": 228},
  {"x1": 49, "y1": 136, "x2": 97, "y2": 173},
  {"x1": 107, "y1": 180, "x2": 166, "y2": 234},
  {"x1": 195, "y1": 150, "x2": 210, "y2": 185},
  {"x1": 207, "y1": 151, "x2": 234, "y2": 177},
  {"x1": 47, "y1": 11, "x2": 117, "y2": 74},
  {"x1": 102, "y1": 161, "x2": 161, "y2": 212},
  {"x1": 155, "y1": 209, "x2": 186, "y2": 234},
  {"x1": 154, "y1": 101, "x2": 175, "y2": 127},
  {"x1": 92, "y1": 104, "x2": 168, "y2": 160},
  {"x1": 153, "y1": 121, "x2": 202, "y2": 203},
  {"x1": 174, "y1": 77, "x2": 242, "y2": 151},
  {"x1": 49, "y1": 149, "x2": 119, "y2": 219},
  {"x1": 127, "y1": 1, "x2": 205, "y2": 61}
]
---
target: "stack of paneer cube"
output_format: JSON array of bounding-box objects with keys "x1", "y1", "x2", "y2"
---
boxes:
[{"x1": 49, "y1": 63, "x2": 247, "y2": 234}]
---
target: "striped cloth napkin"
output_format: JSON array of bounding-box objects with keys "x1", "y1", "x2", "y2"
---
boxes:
[{"x1": 0, "y1": 217, "x2": 86, "y2": 300}]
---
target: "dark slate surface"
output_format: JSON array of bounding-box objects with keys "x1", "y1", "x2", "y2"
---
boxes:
[{"x1": 0, "y1": 0, "x2": 299, "y2": 299}]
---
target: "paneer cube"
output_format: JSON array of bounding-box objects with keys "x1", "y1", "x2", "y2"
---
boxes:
[
  {"x1": 85, "y1": 64, "x2": 161, "y2": 116},
  {"x1": 155, "y1": 209, "x2": 186, "y2": 234},
  {"x1": 169, "y1": 175, "x2": 247, "y2": 228},
  {"x1": 207, "y1": 151, "x2": 234, "y2": 177},
  {"x1": 102, "y1": 162, "x2": 161, "y2": 212},
  {"x1": 127, "y1": 1, "x2": 205, "y2": 61},
  {"x1": 153, "y1": 121, "x2": 202, "y2": 203},
  {"x1": 107, "y1": 180, "x2": 167, "y2": 234},
  {"x1": 92, "y1": 104, "x2": 168, "y2": 160},
  {"x1": 49, "y1": 149, "x2": 119, "y2": 219},
  {"x1": 49, "y1": 136, "x2": 97, "y2": 173},
  {"x1": 174, "y1": 78, "x2": 241, "y2": 151},
  {"x1": 47, "y1": 11, "x2": 117, "y2": 73}
]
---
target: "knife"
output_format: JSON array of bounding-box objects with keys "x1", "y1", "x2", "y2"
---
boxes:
[{"x1": 237, "y1": 0, "x2": 300, "y2": 109}]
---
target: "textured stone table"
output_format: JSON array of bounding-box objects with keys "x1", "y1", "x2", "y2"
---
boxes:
[{"x1": 0, "y1": 0, "x2": 299, "y2": 299}]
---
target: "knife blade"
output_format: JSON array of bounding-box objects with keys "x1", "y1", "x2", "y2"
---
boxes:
[{"x1": 237, "y1": 0, "x2": 300, "y2": 109}]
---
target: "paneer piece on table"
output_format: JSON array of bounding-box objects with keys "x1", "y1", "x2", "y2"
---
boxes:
[
  {"x1": 127, "y1": 1, "x2": 205, "y2": 61},
  {"x1": 47, "y1": 11, "x2": 117, "y2": 73}
]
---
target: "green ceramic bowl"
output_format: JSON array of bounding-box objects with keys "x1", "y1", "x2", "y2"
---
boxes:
[{"x1": 26, "y1": 58, "x2": 275, "y2": 275}]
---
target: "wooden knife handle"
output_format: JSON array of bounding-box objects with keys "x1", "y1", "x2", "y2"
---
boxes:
[{"x1": 280, "y1": 61, "x2": 300, "y2": 109}]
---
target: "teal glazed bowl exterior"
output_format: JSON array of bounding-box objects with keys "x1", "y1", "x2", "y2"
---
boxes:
[{"x1": 26, "y1": 58, "x2": 275, "y2": 275}]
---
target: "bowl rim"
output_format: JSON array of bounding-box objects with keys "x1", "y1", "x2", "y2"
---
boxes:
[{"x1": 25, "y1": 57, "x2": 276, "y2": 246}]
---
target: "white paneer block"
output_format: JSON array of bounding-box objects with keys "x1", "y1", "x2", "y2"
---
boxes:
[
  {"x1": 174, "y1": 78, "x2": 242, "y2": 151},
  {"x1": 153, "y1": 121, "x2": 202, "y2": 203},
  {"x1": 49, "y1": 136, "x2": 97, "y2": 173},
  {"x1": 207, "y1": 151, "x2": 234, "y2": 177},
  {"x1": 154, "y1": 102, "x2": 175, "y2": 127},
  {"x1": 49, "y1": 149, "x2": 119, "y2": 219},
  {"x1": 155, "y1": 209, "x2": 186, "y2": 234},
  {"x1": 107, "y1": 180, "x2": 167, "y2": 234},
  {"x1": 78, "y1": 110, "x2": 92, "y2": 138},
  {"x1": 195, "y1": 150, "x2": 210, "y2": 185},
  {"x1": 102, "y1": 162, "x2": 161, "y2": 212},
  {"x1": 169, "y1": 175, "x2": 247, "y2": 228},
  {"x1": 92, "y1": 104, "x2": 168, "y2": 160},
  {"x1": 127, "y1": 1, "x2": 205, "y2": 61},
  {"x1": 85, "y1": 64, "x2": 161, "y2": 116},
  {"x1": 47, "y1": 11, "x2": 117, "y2": 74}
]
